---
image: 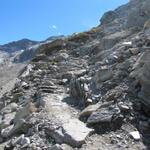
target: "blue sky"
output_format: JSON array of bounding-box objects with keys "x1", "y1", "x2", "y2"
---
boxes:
[{"x1": 0, "y1": 0, "x2": 128, "y2": 44}]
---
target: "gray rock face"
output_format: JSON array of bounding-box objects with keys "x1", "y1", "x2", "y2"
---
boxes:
[
  {"x1": 69, "y1": 78, "x2": 89, "y2": 106},
  {"x1": 0, "y1": 39, "x2": 38, "y2": 53},
  {"x1": 130, "y1": 51, "x2": 150, "y2": 112},
  {"x1": 126, "y1": 0, "x2": 150, "y2": 28}
]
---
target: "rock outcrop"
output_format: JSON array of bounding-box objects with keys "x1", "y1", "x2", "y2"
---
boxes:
[{"x1": 1, "y1": 0, "x2": 150, "y2": 149}]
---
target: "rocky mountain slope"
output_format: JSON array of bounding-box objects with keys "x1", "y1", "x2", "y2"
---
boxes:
[
  {"x1": 0, "y1": 39, "x2": 38, "y2": 53},
  {"x1": 0, "y1": 36, "x2": 65, "y2": 63},
  {"x1": 0, "y1": 0, "x2": 150, "y2": 149}
]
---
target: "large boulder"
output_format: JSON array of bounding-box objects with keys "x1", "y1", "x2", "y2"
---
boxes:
[
  {"x1": 130, "y1": 51, "x2": 150, "y2": 114},
  {"x1": 48, "y1": 119, "x2": 93, "y2": 148},
  {"x1": 87, "y1": 105, "x2": 123, "y2": 131}
]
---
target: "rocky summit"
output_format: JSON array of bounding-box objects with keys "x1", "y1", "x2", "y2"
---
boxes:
[{"x1": 1, "y1": 0, "x2": 150, "y2": 149}]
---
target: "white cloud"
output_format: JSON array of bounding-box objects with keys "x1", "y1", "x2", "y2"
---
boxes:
[{"x1": 52, "y1": 25, "x2": 57, "y2": 29}]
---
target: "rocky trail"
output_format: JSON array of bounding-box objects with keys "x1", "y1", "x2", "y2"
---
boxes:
[{"x1": 1, "y1": 0, "x2": 150, "y2": 149}]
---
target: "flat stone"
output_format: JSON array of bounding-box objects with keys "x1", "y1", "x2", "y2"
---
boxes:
[
  {"x1": 129, "y1": 131, "x2": 141, "y2": 140},
  {"x1": 80, "y1": 104, "x2": 100, "y2": 118},
  {"x1": 62, "y1": 119, "x2": 93, "y2": 147}
]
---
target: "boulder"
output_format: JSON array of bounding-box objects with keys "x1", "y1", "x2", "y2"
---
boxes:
[
  {"x1": 129, "y1": 48, "x2": 140, "y2": 55},
  {"x1": 62, "y1": 119, "x2": 93, "y2": 147},
  {"x1": 80, "y1": 103, "x2": 100, "y2": 118},
  {"x1": 49, "y1": 119, "x2": 93, "y2": 148},
  {"x1": 87, "y1": 105, "x2": 123, "y2": 130},
  {"x1": 130, "y1": 51, "x2": 150, "y2": 113}
]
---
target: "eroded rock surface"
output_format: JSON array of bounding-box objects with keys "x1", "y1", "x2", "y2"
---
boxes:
[{"x1": 1, "y1": 0, "x2": 150, "y2": 149}]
